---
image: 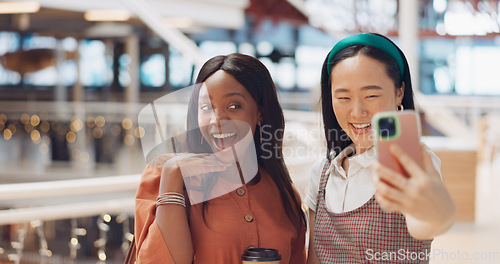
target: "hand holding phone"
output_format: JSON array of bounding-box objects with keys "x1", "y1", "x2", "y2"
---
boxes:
[
  {"x1": 372, "y1": 110, "x2": 423, "y2": 178},
  {"x1": 371, "y1": 111, "x2": 456, "y2": 237}
]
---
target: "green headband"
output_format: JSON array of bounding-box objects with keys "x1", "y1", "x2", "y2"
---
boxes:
[{"x1": 326, "y1": 34, "x2": 405, "y2": 79}]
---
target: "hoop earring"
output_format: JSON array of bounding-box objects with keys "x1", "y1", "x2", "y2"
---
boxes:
[
  {"x1": 259, "y1": 123, "x2": 262, "y2": 144},
  {"x1": 397, "y1": 105, "x2": 404, "y2": 111}
]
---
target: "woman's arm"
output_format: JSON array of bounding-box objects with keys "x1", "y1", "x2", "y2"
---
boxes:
[
  {"x1": 371, "y1": 143, "x2": 456, "y2": 240},
  {"x1": 155, "y1": 154, "x2": 230, "y2": 263},
  {"x1": 134, "y1": 165, "x2": 176, "y2": 264},
  {"x1": 155, "y1": 164, "x2": 194, "y2": 264},
  {"x1": 306, "y1": 209, "x2": 320, "y2": 264},
  {"x1": 135, "y1": 154, "x2": 229, "y2": 264}
]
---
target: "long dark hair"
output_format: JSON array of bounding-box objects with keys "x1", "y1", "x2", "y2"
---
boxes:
[
  {"x1": 320, "y1": 33, "x2": 415, "y2": 159},
  {"x1": 186, "y1": 53, "x2": 306, "y2": 231}
]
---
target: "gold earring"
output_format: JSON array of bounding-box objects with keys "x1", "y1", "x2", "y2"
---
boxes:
[
  {"x1": 398, "y1": 105, "x2": 404, "y2": 111},
  {"x1": 259, "y1": 123, "x2": 262, "y2": 144},
  {"x1": 201, "y1": 136, "x2": 204, "y2": 145}
]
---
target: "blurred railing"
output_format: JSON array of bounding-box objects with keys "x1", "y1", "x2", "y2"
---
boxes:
[
  {"x1": 0, "y1": 175, "x2": 140, "y2": 263},
  {"x1": 0, "y1": 175, "x2": 139, "y2": 225},
  {"x1": 0, "y1": 175, "x2": 138, "y2": 264}
]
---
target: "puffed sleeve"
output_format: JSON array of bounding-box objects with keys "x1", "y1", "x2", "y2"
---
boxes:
[
  {"x1": 303, "y1": 158, "x2": 327, "y2": 212},
  {"x1": 134, "y1": 165, "x2": 175, "y2": 263}
]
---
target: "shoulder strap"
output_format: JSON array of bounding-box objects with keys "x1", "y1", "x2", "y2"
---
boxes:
[
  {"x1": 124, "y1": 236, "x2": 136, "y2": 264},
  {"x1": 313, "y1": 159, "x2": 333, "y2": 213},
  {"x1": 318, "y1": 159, "x2": 332, "y2": 190}
]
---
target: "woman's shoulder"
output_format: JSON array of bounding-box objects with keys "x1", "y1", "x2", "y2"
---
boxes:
[
  {"x1": 311, "y1": 157, "x2": 329, "y2": 176},
  {"x1": 306, "y1": 157, "x2": 330, "y2": 193},
  {"x1": 136, "y1": 164, "x2": 163, "y2": 201},
  {"x1": 140, "y1": 153, "x2": 179, "y2": 183},
  {"x1": 141, "y1": 164, "x2": 162, "y2": 183}
]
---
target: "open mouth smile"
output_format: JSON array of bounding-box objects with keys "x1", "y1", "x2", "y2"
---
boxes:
[
  {"x1": 350, "y1": 123, "x2": 371, "y2": 135},
  {"x1": 210, "y1": 132, "x2": 239, "y2": 151}
]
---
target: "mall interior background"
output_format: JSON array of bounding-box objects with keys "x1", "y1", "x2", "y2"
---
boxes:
[{"x1": 0, "y1": 0, "x2": 500, "y2": 263}]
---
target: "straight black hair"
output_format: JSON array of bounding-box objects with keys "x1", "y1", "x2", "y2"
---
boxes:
[{"x1": 320, "y1": 33, "x2": 415, "y2": 159}]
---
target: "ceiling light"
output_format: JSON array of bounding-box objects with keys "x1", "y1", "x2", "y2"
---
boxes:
[
  {"x1": 0, "y1": 1, "x2": 40, "y2": 14},
  {"x1": 84, "y1": 9, "x2": 131, "y2": 22}
]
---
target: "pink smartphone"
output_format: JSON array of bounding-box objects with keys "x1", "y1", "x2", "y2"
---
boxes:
[{"x1": 372, "y1": 110, "x2": 423, "y2": 178}]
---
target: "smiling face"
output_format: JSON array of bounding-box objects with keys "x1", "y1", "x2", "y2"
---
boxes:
[
  {"x1": 198, "y1": 70, "x2": 261, "y2": 157},
  {"x1": 331, "y1": 54, "x2": 404, "y2": 154}
]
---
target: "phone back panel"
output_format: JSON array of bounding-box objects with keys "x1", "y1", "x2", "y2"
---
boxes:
[{"x1": 373, "y1": 111, "x2": 422, "y2": 178}]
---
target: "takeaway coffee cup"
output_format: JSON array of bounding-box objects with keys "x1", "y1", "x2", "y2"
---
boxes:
[{"x1": 242, "y1": 248, "x2": 281, "y2": 263}]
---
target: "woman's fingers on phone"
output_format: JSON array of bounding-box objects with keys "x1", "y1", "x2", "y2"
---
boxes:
[
  {"x1": 371, "y1": 161, "x2": 408, "y2": 191},
  {"x1": 388, "y1": 144, "x2": 425, "y2": 178},
  {"x1": 374, "y1": 177, "x2": 406, "y2": 204}
]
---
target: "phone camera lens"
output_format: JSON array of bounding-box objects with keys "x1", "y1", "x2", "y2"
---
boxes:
[{"x1": 378, "y1": 117, "x2": 396, "y2": 138}]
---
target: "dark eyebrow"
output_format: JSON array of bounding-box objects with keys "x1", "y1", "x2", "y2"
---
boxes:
[
  {"x1": 334, "y1": 88, "x2": 350, "y2": 94},
  {"x1": 361, "y1": 85, "x2": 383, "y2": 91},
  {"x1": 334, "y1": 86, "x2": 382, "y2": 93},
  {"x1": 223, "y1": 92, "x2": 246, "y2": 99},
  {"x1": 199, "y1": 92, "x2": 246, "y2": 101}
]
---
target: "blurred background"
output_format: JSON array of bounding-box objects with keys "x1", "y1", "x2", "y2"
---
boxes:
[{"x1": 0, "y1": 0, "x2": 499, "y2": 263}]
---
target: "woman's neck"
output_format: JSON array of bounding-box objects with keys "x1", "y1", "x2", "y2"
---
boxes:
[
  {"x1": 342, "y1": 145, "x2": 372, "y2": 174},
  {"x1": 355, "y1": 145, "x2": 373, "y2": 157}
]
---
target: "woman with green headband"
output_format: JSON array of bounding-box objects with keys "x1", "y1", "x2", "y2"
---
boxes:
[{"x1": 304, "y1": 33, "x2": 456, "y2": 263}]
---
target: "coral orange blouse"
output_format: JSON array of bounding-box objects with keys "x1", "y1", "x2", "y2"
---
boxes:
[{"x1": 135, "y1": 165, "x2": 306, "y2": 264}]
